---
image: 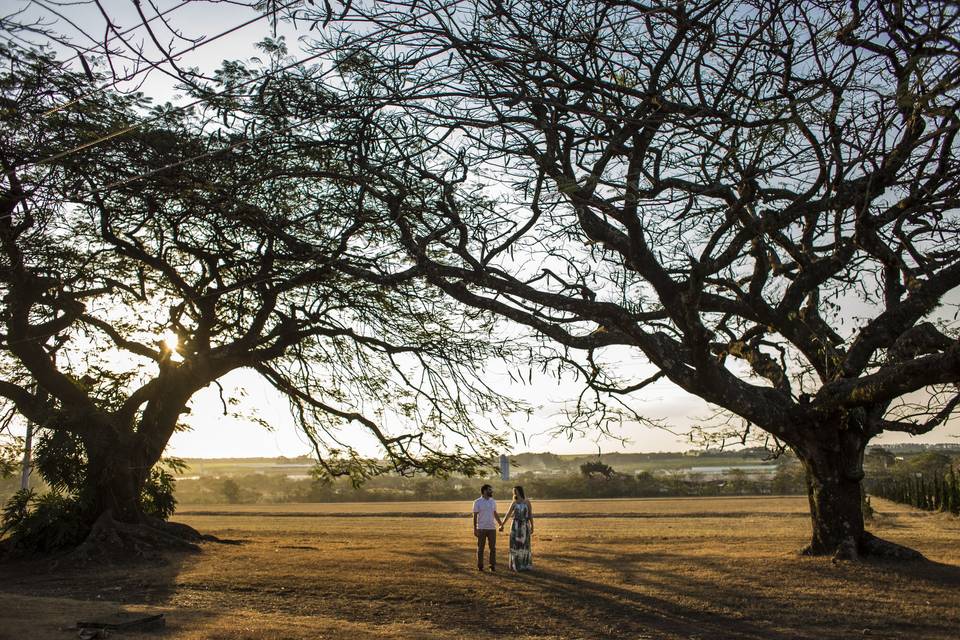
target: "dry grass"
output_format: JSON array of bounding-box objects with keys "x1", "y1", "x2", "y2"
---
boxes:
[
  {"x1": 174, "y1": 495, "x2": 814, "y2": 516},
  {"x1": 2, "y1": 496, "x2": 958, "y2": 640}
]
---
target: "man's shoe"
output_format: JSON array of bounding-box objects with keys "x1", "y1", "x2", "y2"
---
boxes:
[{"x1": 490, "y1": 566, "x2": 496, "y2": 572}]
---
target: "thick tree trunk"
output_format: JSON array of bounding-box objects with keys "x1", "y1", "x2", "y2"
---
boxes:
[
  {"x1": 85, "y1": 438, "x2": 148, "y2": 525},
  {"x1": 83, "y1": 391, "x2": 185, "y2": 526},
  {"x1": 70, "y1": 420, "x2": 214, "y2": 562},
  {"x1": 796, "y1": 430, "x2": 923, "y2": 561},
  {"x1": 799, "y1": 447, "x2": 865, "y2": 557}
]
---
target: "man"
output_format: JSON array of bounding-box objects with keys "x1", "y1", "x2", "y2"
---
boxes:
[{"x1": 472, "y1": 484, "x2": 502, "y2": 572}]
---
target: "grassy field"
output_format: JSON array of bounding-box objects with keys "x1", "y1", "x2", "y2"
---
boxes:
[
  {"x1": 173, "y1": 495, "x2": 813, "y2": 516},
  {"x1": 2, "y1": 496, "x2": 959, "y2": 639}
]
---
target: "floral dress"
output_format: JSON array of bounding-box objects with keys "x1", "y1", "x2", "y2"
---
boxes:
[{"x1": 509, "y1": 501, "x2": 533, "y2": 571}]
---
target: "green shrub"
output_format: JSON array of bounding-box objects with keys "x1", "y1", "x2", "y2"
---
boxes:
[
  {"x1": 33, "y1": 429, "x2": 86, "y2": 493},
  {"x1": 141, "y1": 467, "x2": 178, "y2": 520},
  {"x1": 1, "y1": 456, "x2": 181, "y2": 553},
  {"x1": 1, "y1": 488, "x2": 33, "y2": 534},
  {"x1": 1, "y1": 489, "x2": 87, "y2": 553}
]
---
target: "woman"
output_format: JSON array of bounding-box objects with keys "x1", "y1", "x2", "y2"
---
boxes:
[{"x1": 499, "y1": 485, "x2": 534, "y2": 571}]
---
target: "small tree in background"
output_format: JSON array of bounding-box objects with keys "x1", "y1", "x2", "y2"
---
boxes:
[
  {"x1": 220, "y1": 479, "x2": 242, "y2": 505},
  {"x1": 580, "y1": 460, "x2": 615, "y2": 480}
]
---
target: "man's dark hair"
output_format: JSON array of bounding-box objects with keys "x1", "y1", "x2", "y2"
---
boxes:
[{"x1": 480, "y1": 484, "x2": 492, "y2": 493}]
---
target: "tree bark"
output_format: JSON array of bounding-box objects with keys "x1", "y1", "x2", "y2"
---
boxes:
[
  {"x1": 68, "y1": 421, "x2": 213, "y2": 562},
  {"x1": 84, "y1": 432, "x2": 148, "y2": 525},
  {"x1": 82, "y1": 381, "x2": 191, "y2": 526},
  {"x1": 795, "y1": 428, "x2": 924, "y2": 561},
  {"x1": 799, "y1": 445, "x2": 865, "y2": 558}
]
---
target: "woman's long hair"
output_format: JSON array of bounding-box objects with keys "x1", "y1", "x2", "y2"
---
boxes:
[{"x1": 513, "y1": 485, "x2": 525, "y2": 501}]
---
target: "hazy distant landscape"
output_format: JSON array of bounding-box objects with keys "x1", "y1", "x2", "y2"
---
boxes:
[
  {"x1": 175, "y1": 443, "x2": 958, "y2": 501},
  {"x1": 11, "y1": 444, "x2": 956, "y2": 507}
]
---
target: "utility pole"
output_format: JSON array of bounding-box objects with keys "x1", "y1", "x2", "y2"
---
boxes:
[
  {"x1": 19, "y1": 418, "x2": 33, "y2": 490},
  {"x1": 19, "y1": 385, "x2": 46, "y2": 491}
]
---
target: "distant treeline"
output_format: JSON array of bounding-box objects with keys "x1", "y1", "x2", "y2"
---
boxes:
[
  {"x1": 866, "y1": 463, "x2": 960, "y2": 515},
  {"x1": 176, "y1": 448, "x2": 782, "y2": 476},
  {"x1": 1, "y1": 449, "x2": 795, "y2": 505},
  {"x1": 171, "y1": 463, "x2": 809, "y2": 504},
  {"x1": 172, "y1": 447, "x2": 960, "y2": 506},
  {"x1": 4, "y1": 446, "x2": 958, "y2": 508}
]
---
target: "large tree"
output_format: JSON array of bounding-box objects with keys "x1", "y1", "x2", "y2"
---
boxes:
[
  {"x1": 291, "y1": 0, "x2": 960, "y2": 558},
  {"x1": 0, "y1": 42, "x2": 513, "y2": 553}
]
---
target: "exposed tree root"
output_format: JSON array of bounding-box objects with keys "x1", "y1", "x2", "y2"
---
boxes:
[
  {"x1": 67, "y1": 511, "x2": 224, "y2": 565},
  {"x1": 858, "y1": 532, "x2": 925, "y2": 561},
  {"x1": 801, "y1": 531, "x2": 925, "y2": 563}
]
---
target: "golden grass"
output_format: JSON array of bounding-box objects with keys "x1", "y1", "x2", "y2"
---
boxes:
[
  {"x1": 175, "y1": 495, "x2": 814, "y2": 516},
  {"x1": 2, "y1": 497, "x2": 958, "y2": 640}
]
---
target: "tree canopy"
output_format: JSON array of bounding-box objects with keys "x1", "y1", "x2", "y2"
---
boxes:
[
  {"x1": 280, "y1": 0, "x2": 960, "y2": 557},
  {"x1": 0, "y1": 38, "x2": 516, "y2": 551}
]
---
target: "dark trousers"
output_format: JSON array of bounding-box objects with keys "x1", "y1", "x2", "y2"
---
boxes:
[{"x1": 477, "y1": 529, "x2": 496, "y2": 569}]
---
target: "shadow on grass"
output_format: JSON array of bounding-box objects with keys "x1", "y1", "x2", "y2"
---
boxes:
[
  {"x1": 0, "y1": 543, "x2": 200, "y2": 608},
  {"x1": 399, "y1": 546, "x2": 799, "y2": 640},
  {"x1": 5, "y1": 521, "x2": 958, "y2": 640},
  {"x1": 400, "y1": 538, "x2": 960, "y2": 640},
  {"x1": 875, "y1": 556, "x2": 960, "y2": 588},
  {"x1": 509, "y1": 565, "x2": 797, "y2": 640}
]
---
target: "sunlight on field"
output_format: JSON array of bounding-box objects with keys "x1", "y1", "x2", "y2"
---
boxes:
[
  {"x1": 2, "y1": 497, "x2": 959, "y2": 639},
  {"x1": 174, "y1": 495, "x2": 814, "y2": 516}
]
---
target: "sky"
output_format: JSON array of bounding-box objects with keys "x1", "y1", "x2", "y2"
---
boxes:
[
  {"x1": 7, "y1": 0, "x2": 710, "y2": 458},
  {"x1": 7, "y1": 0, "x2": 960, "y2": 459},
  {"x1": 168, "y1": 367, "x2": 707, "y2": 458},
  {"x1": 165, "y1": 357, "x2": 960, "y2": 459}
]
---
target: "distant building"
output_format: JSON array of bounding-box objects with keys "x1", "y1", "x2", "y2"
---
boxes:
[{"x1": 499, "y1": 454, "x2": 509, "y2": 481}]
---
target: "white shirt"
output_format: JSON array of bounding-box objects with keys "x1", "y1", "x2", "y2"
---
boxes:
[{"x1": 473, "y1": 496, "x2": 497, "y2": 530}]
